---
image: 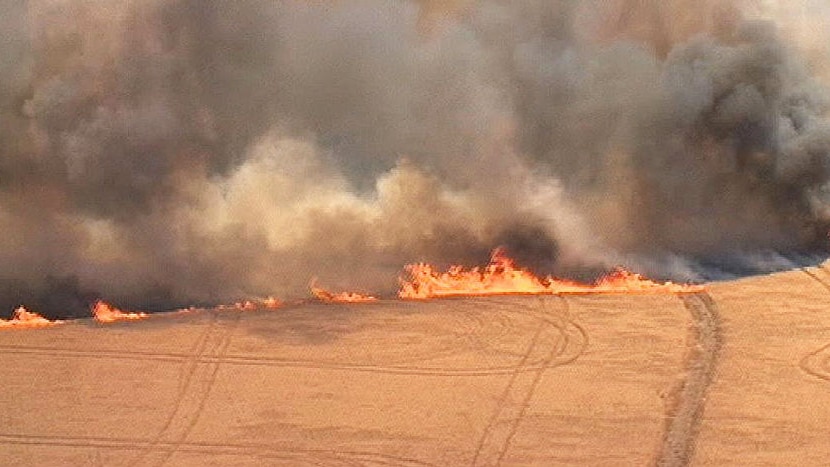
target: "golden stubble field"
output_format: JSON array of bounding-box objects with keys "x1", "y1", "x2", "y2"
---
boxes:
[{"x1": 2, "y1": 264, "x2": 830, "y2": 466}]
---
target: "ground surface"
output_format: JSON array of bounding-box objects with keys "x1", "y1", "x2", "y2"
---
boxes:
[{"x1": 2, "y1": 265, "x2": 830, "y2": 466}]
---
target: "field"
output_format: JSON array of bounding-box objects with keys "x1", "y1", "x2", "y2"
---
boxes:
[{"x1": 3, "y1": 264, "x2": 830, "y2": 466}]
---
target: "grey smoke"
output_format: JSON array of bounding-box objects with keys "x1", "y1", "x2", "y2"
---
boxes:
[{"x1": 2, "y1": 0, "x2": 830, "y2": 317}]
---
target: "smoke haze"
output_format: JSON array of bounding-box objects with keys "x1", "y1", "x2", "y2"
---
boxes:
[{"x1": 2, "y1": 0, "x2": 830, "y2": 316}]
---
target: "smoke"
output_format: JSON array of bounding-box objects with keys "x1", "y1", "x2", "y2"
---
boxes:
[{"x1": 2, "y1": 0, "x2": 830, "y2": 317}]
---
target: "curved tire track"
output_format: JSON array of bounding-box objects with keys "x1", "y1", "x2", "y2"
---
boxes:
[
  {"x1": 657, "y1": 292, "x2": 721, "y2": 467},
  {"x1": 1, "y1": 298, "x2": 584, "y2": 467},
  {"x1": 800, "y1": 344, "x2": 830, "y2": 383},
  {"x1": 802, "y1": 267, "x2": 830, "y2": 294},
  {"x1": 128, "y1": 313, "x2": 220, "y2": 467},
  {"x1": 470, "y1": 296, "x2": 588, "y2": 467},
  {"x1": 153, "y1": 313, "x2": 243, "y2": 466},
  {"x1": 0, "y1": 303, "x2": 576, "y2": 377},
  {"x1": 799, "y1": 267, "x2": 830, "y2": 382}
]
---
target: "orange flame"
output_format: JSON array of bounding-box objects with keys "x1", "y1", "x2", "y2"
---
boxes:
[
  {"x1": 310, "y1": 280, "x2": 378, "y2": 303},
  {"x1": 399, "y1": 248, "x2": 703, "y2": 299},
  {"x1": 0, "y1": 306, "x2": 63, "y2": 329},
  {"x1": 261, "y1": 296, "x2": 283, "y2": 309},
  {"x1": 217, "y1": 297, "x2": 283, "y2": 311},
  {"x1": 590, "y1": 267, "x2": 704, "y2": 293},
  {"x1": 92, "y1": 300, "x2": 148, "y2": 323},
  {"x1": 235, "y1": 300, "x2": 257, "y2": 311}
]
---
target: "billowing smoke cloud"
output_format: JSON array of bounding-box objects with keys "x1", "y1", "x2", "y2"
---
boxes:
[{"x1": 2, "y1": 0, "x2": 830, "y2": 317}]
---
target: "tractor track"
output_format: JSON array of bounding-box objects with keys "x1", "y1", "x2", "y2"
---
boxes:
[
  {"x1": 0, "y1": 301, "x2": 582, "y2": 377},
  {"x1": 0, "y1": 296, "x2": 587, "y2": 467},
  {"x1": 470, "y1": 296, "x2": 588, "y2": 467},
  {"x1": 801, "y1": 266, "x2": 830, "y2": 293},
  {"x1": 656, "y1": 292, "x2": 721, "y2": 467},
  {"x1": 799, "y1": 266, "x2": 830, "y2": 383}
]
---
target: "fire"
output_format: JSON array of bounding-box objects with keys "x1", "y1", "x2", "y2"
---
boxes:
[
  {"x1": 591, "y1": 267, "x2": 704, "y2": 293},
  {"x1": 217, "y1": 297, "x2": 283, "y2": 311},
  {"x1": 92, "y1": 300, "x2": 148, "y2": 323},
  {"x1": 234, "y1": 300, "x2": 256, "y2": 311},
  {"x1": 399, "y1": 248, "x2": 704, "y2": 299},
  {"x1": 0, "y1": 306, "x2": 63, "y2": 329},
  {"x1": 310, "y1": 280, "x2": 378, "y2": 303},
  {"x1": 4, "y1": 251, "x2": 700, "y2": 331}
]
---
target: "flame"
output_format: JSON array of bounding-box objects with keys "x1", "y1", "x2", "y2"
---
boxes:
[
  {"x1": 4, "y1": 251, "x2": 701, "y2": 331},
  {"x1": 217, "y1": 297, "x2": 283, "y2": 311},
  {"x1": 92, "y1": 300, "x2": 149, "y2": 323},
  {"x1": 234, "y1": 300, "x2": 257, "y2": 311},
  {"x1": 0, "y1": 306, "x2": 63, "y2": 329},
  {"x1": 399, "y1": 248, "x2": 703, "y2": 299},
  {"x1": 590, "y1": 267, "x2": 704, "y2": 293},
  {"x1": 310, "y1": 280, "x2": 378, "y2": 303}
]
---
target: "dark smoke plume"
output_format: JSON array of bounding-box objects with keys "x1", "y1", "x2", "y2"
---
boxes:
[{"x1": 2, "y1": 0, "x2": 830, "y2": 317}]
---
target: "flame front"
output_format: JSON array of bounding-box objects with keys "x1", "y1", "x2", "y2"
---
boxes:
[
  {"x1": 591, "y1": 267, "x2": 704, "y2": 294},
  {"x1": 311, "y1": 280, "x2": 378, "y2": 303},
  {"x1": 0, "y1": 306, "x2": 63, "y2": 329},
  {"x1": 399, "y1": 248, "x2": 703, "y2": 299},
  {"x1": 5, "y1": 250, "x2": 702, "y2": 331},
  {"x1": 92, "y1": 300, "x2": 149, "y2": 323},
  {"x1": 217, "y1": 297, "x2": 283, "y2": 311},
  {"x1": 261, "y1": 296, "x2": 283, "y2": 309}
]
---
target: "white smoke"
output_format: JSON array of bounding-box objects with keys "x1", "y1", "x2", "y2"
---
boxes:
[{"x1": 2, "y1": 0, "x2": 830, "y2": 316}]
